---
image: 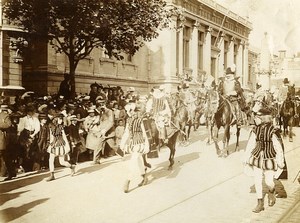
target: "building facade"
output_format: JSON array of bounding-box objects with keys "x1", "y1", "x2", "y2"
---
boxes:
[{"x1": 1, "y1": 0, "x2": 253, "y2": 95}]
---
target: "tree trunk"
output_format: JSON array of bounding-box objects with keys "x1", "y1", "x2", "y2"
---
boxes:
[{"x1": 69, "y1": 57, "x2": 78, "y2": 100}]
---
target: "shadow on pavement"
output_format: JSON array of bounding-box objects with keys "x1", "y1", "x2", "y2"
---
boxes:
[
  {"x1": 0, "y1": 198, "x2": 49, "y2": 222},
  {"x1": 147, "y1": 152, "x2": 200, "y2": 184},
  {"x1": 0, "y1": 171, "x2": 51, "y2": 194},
  {"x1": 75, "y1": 158, "x2": 123, "y2": 176},
  {"x1": 0, "y1": 190, "x2": 29, "y2": 206}
]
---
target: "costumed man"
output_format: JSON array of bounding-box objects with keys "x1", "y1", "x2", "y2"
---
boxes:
[
  {"x1": 218, "y1": 64, "x2": 245, "y2": 126},
  {"x1": 120, "y1": 101, "x2": 150, "y2": 193},
  {"x1": 145, "y1": 85, "x2": 172, "y2": 144},
  {"x1": 178, "y1": 83, "x2": 196, "y2": 123},
  {"x1": 205, "y1": 80, "x2": 219, "y2": 144},
  {"x1": 243, "y1": 107, "x2": 286, "y2": 213}
]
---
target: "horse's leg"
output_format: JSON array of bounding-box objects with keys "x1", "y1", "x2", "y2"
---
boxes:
[
  {"x1": 168, "y1": 132, "x2": 178, "y2": 170},
  {"x1": 235, "y1": 125, "x2": 241, "y2": 152},
  {"x1": 222, "y1": 125, "x2": 230, "y2": 158},
  {"x1": 288, "y1": 117, "x2": 293, "y2": 142},
  {"x1": 207, "y1": 118, "x2": 213, "y2": 145},
  {"x1": 212, "y1": 125, "x2": 221, "y2": 156}
]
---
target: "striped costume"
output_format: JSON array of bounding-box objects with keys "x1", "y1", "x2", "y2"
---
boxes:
[
  {"x1": 47, "y1": 125, "x2": 70, "y2": 156},
  {"x1": 248, "y1": 123, "x2": 283, "y2": 170},
  {"x1": 125, "y1": 116, "x2": 149, "y2": 154}
]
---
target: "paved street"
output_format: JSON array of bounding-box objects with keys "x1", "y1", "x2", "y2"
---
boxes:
[{"x1": 1, "y1": 126, "x2": 300, "y2": 223}]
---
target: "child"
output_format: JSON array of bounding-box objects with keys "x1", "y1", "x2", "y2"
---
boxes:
[
  {"x1": 67, "y1": 115, "x2": 86, "y2": 164},
  {"x1": 46, "y1": 113, "x2": 75, "y2": 181},
  {"x1": 115, "y1": 119, "x2": 125, "y2": 148},
  {"x1": 37, "y1": 113, "x2": 50, "y2": 170}
]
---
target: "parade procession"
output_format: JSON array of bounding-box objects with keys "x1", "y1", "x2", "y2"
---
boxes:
[{"x1": 1, "y1": 0, "x2": 300, "y2": 223}]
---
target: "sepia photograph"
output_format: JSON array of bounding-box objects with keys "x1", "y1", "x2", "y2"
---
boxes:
[{"x1": 0, "y1": 0, "x2": 300, "y2": 222}]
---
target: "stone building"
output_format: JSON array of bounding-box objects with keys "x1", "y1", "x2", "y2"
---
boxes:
[{"x1": 1, "y1": 0, "x2": 254, "y2": 95}]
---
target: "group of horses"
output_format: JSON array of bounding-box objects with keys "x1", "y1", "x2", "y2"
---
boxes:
[{"x1": 148, "y1": 86, "x2": 299, "y2": 170}]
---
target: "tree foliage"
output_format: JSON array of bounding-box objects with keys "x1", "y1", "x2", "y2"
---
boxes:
[{"x1": 4, "y1": 0, "x2": 174, "y2": 97}]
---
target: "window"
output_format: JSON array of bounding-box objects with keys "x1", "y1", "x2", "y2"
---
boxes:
[
  {"x1": 183, "y1": 26, "x2": 190, "y2": 68},
  {"x1": 224, "y1": 40, "x2": 228, "y2": 69},
  {"x1": 211, "y1": 57, "x2": 216, "y2": 77},
  {"x1": 198, "y1": 31, "x2": 204, "y2": 70}
]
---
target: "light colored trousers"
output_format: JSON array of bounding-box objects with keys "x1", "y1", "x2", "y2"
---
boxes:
[
  {"x1": 49, "y1": 153, "x2": 71, "y2": 172},
  {"x1": 127, "y1": 151, "x2": 145, "y2": 181},
  {"x1": 253, "y1": 166, "x2": 275, "y2": 199}
]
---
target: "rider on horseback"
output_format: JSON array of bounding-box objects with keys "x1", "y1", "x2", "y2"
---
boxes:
[
  {"x1": 146, "y1": 85, "x2": 171, "y2": 144},
  {"x1": 178, "y1": 83, "x2": 196, "y2": 123},
  {"x1": 218, "y1": 64, "x2": 245, "y2": 126}
]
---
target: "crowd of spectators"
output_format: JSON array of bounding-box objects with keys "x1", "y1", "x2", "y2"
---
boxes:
[{"x1": 0, "y1": 82, "x2": 142, "y2": 181}]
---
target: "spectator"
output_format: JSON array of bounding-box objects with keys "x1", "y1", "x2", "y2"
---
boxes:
[
  {"x1": 0, "y1": 104, "x2": 12, "y2": 178},
  {"x1": 115, "y1": 119, "x2": 125, "y2": 148},
  {"x1": 58, "y1": 73, "x2": 72, "y2": 100},
  {"x1": 37, "y1": 113, "x2": 50, "y2": 170}
]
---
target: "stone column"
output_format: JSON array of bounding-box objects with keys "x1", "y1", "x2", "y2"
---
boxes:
[
  {"x1": 227, "y1": 37, "x2": 234, "y2": 67},
  {"x1": 242, "y1": 41, "x2": 249, "y2": 87},
  {"x1": 203, "y1": 26, "x2": 212, "y2": 75},
  {"x1": 236, "y1": 41, "x2": 243, "y2": 81},
  {"x1": 177, "y1": 27, "x2": 183, "y2": 78},
  {"x1": 190, "y1": 21, "x2": 200, "y2": 81},
  {"x1": 217, "y1": 32, "x2": 225, "y2": 79}
]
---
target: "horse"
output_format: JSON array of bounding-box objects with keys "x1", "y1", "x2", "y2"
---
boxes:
[
  {"x1": 280, "y1": 97, "x2": 296, "y2": 142},
  {"x1": 144, "y1": 94, "x2": 180, "y2": 170},
  {"x1": 206, "y1": 90, "x2": 241, "y2": 157},
  {"x1": 193, "y1": 88, "x2": 207, "y2": 130},
  {"x1": 168, "y1": 92, "x2": 190, "y2": 146}
]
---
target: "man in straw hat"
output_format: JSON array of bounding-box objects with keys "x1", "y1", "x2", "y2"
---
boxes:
[
  {"x1": 146, "y1": 85, "x2": 171, "y2": 144},
  {"x1": 218, "y1": 64, "x2": 246, "y2": 126}
]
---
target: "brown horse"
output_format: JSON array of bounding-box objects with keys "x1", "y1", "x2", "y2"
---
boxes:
[
  {"x1": 206, "y1": 91, "x2": 241, "y2": 157},
  {"x1": 280, "y1": 97, "x2": 295, "y2": 142},
  {"x1": 168, "y1": 93, "x2": 190, "y2": 145}
]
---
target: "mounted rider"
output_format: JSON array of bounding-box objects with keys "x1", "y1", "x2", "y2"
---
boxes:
[
  {"x1": 178, "y1": 83, "x2": 196, "y2": 123},
  {"x1": 205, "y1": 80, "x2": 219, "y2": 122},
  {"x1": 145, "y1": 85, "x2": 171, "y2": 143},
  {"x1": 218, "y1": 64, "x2": 246, "y2": 126}
]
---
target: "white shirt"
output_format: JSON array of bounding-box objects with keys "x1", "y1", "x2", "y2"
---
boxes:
[{"x1": 18, "y1": 115, "x2": 40, "y2": 136}]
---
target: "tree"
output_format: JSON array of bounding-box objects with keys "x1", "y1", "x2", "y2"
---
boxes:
[{"x1": 4, "y1": 0, "x2": 173, "y2": 98}]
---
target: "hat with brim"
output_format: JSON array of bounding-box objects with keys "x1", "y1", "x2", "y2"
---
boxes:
[
  {"x1": 69, "y1": 115, "x2": 78, "y2": 121},
  {"x1": 226, "y1": 67, "x2": 234, "y2": 75},
  {"x1": 152, "y1": 88, "x2": 164, "y2": 99},
  {"x1": 95, "y1": 96, "x2": 106, "y2": 103},
  {"x1": 38, "y1": 104, "x2": 48, "y2": 113},
  {"x1": 283, "y1": 78, "x2": 289, "y2": 84},
  {"x1": 38, "y1": 113, "x2": 48, "y2": 120},
  {"x1": 182, "y1": 83, "x2": 189, "y2": 89},
  {"x1": 256, "y1": 108, "x2": 272, "y2": 116},
  {"x1": 127, "y1": 87, "x2": 135, "y2": 92},
  {"x1": 53, "y1": 112, "x2": 64, "y2": 119},
  {"x1": 87, "y1": 106, "x2": 96, "y2": 113}
]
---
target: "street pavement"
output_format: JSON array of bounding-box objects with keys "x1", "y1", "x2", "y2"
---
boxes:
[{"x1": 0, "y1": 125, "x2": 300, "y2": 223}]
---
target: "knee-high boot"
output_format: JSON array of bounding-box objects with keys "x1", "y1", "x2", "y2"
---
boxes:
[
  {"x1": 46, "y1": 172, "x2": 55, "y2": 182},
  {"x1": 252, "y1": 198, "x2": 264, "y2": 213},
  {"x1": 268, "y1": 189, "x2": 276, "y2": 206},
  {"x1": 138, "y1": 169, "x2": 148, "y2": 187},
  {"x1": 124, "y1": 180, "x2": 130, "y2": 193}
]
